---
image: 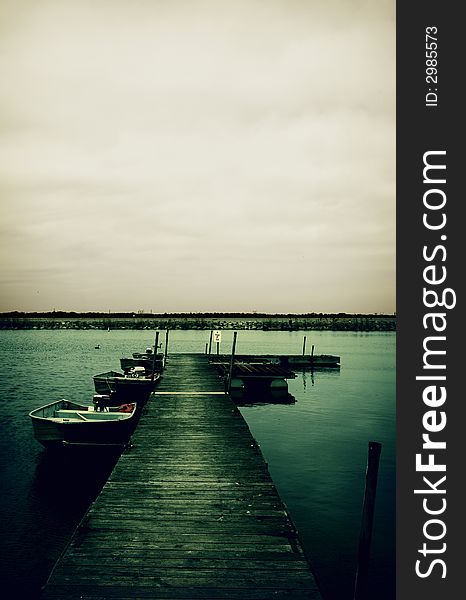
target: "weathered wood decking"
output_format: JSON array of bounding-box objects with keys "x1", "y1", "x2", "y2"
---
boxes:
[{"x1": 41, "y1": 354, "x2": 322, "y2": 599}]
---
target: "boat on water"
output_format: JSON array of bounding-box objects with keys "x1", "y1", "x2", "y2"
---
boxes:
[
  {"x1": 29, "y1": 399, "x2": 138, "y2": 448},
  {"x1": 120, "y1": 348, "x2": 165, "y2": 373},
  {"x1": 132, "y1": 348, "x2": 154, "y2": 359},
  {"x1": 93, "y1": 367, "x2": 160, "y2": 403}
]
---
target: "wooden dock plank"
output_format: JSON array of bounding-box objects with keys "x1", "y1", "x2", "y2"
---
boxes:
[
  {"x1": 42, "y1": 586, "x2": 323, "y2": 599},
  {"x1": 41, "y1": 354, "x2": 322, "y2": 600}
]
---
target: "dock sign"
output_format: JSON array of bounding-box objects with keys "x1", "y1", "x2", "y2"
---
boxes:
[{"x1": 213, "y1": 330, "x2": 222, "y2": 343}]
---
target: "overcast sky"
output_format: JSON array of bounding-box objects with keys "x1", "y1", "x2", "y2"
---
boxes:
[{"x1": 0, "y1": 0, "x2": 395, "y2": 314}]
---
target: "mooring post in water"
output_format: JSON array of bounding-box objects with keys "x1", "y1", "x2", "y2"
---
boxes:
[
  {"x1": 216, "y1": 341, "x2": 220, "y2": 356},
  {"x1": 152, "y1": 331, "x2": 160, "y2": 376},
  {"x1": 310, "y1": 344, "x2": 315, "y2": 362},
  {"x1": 164, "y1": 329, "x2": 169, "y2": 360},
  {"x1": 227, "y1": 331, "x2": 238, "y2": 393},
  {"x1": 208, "y1": 330, "x2": 213, "y2": 357},
  {"x1": 354, "y1": 441, "x2": 382, "y2": 600},
  {"x1": 302, "y1": 336, "x2": 307, "y2": 356},
  {"x1": 205, "y1": 343, "x2": 208, "y2": 355}
]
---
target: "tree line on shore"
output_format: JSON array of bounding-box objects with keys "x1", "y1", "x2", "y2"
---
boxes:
[{"x1": 0, "y1": 312, "x2": 396, "y2": 331}]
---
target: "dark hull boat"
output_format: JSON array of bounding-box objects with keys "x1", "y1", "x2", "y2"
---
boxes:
[
  {"x1": 120, "y1": 354, "x2": 165, "y2": 373},
  {"x1": 120, "y1": 345, "x2": 165, "y2": 374},
  {"x1": 29, "y1": 400, "x2": 138, "y2": 448},
  {"x1": 93, "y1": 369, "x2": 160, "y2": 403}
]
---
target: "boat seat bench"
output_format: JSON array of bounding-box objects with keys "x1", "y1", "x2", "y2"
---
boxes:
[{"x1": 54, "y1": 410, "x2": 125, "y2": 421}]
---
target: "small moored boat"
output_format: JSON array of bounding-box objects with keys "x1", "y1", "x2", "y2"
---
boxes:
[
  {"x1": 29, "y1": 399, "x2": 138, "y2": 448},
  {"x1": 120, "y1": 347, "x2": 165, "y2": 373},
  {"x1": 93, "y1": 367, "x2": 160, "y2": 403}
]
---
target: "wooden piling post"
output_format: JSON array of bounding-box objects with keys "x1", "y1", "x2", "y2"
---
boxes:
[
  {"x1": 302, "y1": 336, "x2": 307, "y2": 356},
  {"x1": 227, "y1": 331, "x2": 238, "y2": 393},
  {"x1": 164, "y1": 329, "x2": 169, "y2": 360},
  {"x1": 208, "y1": 330, "x2": 213, "y2": 357},
  {"x1": 152, "y1": 331, "x2": 160, "y2": 376},
  {"x1": 205, "y1": 343, "x2": 208, "y2": 355},
  {"x1": 354, "y1": 441, "x2": 382, "y2": 600},
  {"x1": 216, "y1": 341, "x2": 220, "y2": 356}
]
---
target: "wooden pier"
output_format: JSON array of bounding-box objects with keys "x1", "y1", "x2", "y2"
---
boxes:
[
  {"x1": 41, "y1": 354, "x2": 322, "y2": 599},
  {"x1": 210, "y1": 354, "x2": 340, "y2": 369}
]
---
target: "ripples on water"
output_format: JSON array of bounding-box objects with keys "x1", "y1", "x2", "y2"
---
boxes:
[{"x1": 0, "y1": 329, "x2": 395, "y2": 599}]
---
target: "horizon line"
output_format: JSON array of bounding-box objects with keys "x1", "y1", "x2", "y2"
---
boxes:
[{"x1": 1, "y1": 310, "x2": 396, "y2": 318}]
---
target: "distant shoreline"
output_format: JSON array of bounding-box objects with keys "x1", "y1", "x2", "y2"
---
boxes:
[{"x1": 0, "y1": 312, "x2": 396, "y2": 332}]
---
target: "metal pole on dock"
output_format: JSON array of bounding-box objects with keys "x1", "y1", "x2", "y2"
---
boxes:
[
  {"x1": 152, "y1": 331, "x2": 159, "y2": 376},
  {"x1": 302, "y1": 336, "x2": 307, "y2": 356},
  {"x1": 164, "y1": 329, "x2": 169, "y2": 360},
  {"x1": 354, "y1": 441, "x2": 382, "y2": 600},
  {"x1": 227, "y1": 331, "x2": 238, "y2": 393},
  {"x1": 208, "y1": 330, "x2": 213, "y2": 357}
]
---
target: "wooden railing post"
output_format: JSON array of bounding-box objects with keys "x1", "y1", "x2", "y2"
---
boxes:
[
  {"x1": 227, "y1": 332, "x2": 238, "y2": 393},
  {"x1": 208, "y1": 330, "x2": 213, "y2": 357},
  {"x1": 164, "y1": 329, "x2": 169, "y2": 360},
  {"x1": 354, "y1": 441, "x2": 382, "y2": 600},
  {"x1": 152, "y1": 331, "x2": 159, "y2": 375}
]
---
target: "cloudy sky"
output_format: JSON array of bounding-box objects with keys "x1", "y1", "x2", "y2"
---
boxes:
[{"x1": 0, "y1": 0, "x2": 395, "y2": 314}]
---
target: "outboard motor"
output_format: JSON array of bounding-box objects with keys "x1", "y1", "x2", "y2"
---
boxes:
[{"x1": 93, "y1": 394, "x2": 112, "y2": 411}]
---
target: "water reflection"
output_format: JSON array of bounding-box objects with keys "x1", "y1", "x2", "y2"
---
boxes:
[
  {"x1": 230, "y1": 367, "x2": 340, "y2": 406},
  {"x1": 296, "y1": 365, "x2": 341, "y2": 390},
  {"x1": 32, "y1": 445, "x2": 120, "y2": 500},
  {"x1": 21, "y1": 447, "x2": 121, "y2": 598},
  {"x1": 231, "y1": 388, "x2": 297, "y2": 406}
]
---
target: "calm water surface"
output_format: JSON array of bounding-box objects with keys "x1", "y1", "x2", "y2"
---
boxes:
[{"x1": 0, "y1": 329, "x2": 395, "y2": 599}]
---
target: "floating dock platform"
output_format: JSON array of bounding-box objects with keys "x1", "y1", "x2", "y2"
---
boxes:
[
  {"x1": 40, "y1": 354, "x2": 322, "y2": 599},
  {"x1": 210, "y1": 354, "x2": 340, "y2": 369}
]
